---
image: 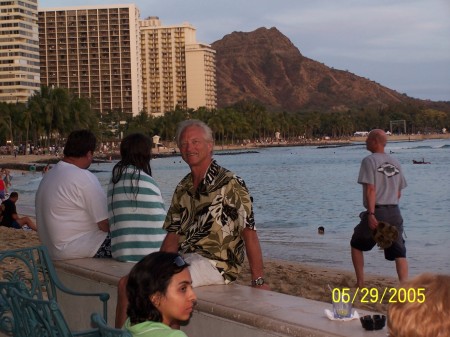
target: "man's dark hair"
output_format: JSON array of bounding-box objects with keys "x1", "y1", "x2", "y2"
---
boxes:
[
  {"x1": 63, "y1": 130, "x2": 96, "y2": 158},
  {"x1": 9, "y1": 192, "x2": 18, "y2": 199}
]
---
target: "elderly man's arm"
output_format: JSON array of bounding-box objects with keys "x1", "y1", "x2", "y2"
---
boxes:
[
  {"x1": 364, "y1": 183, "x2": 378, "y2": 230},
  {"x1": 242, "y1": 227, "x2": 270, "y2": 290}
]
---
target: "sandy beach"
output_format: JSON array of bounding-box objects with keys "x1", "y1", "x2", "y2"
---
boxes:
[{"x1": 0, "y1": 150, "x2": 401, "y2": 315}]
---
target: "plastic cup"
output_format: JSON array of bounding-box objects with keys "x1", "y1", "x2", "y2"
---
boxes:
[{"x1": 332, "y1": 296, "x2": 352, "y2": 319}]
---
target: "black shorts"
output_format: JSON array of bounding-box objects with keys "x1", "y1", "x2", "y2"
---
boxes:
[
  {"x1": 93, "y1": 232, "x2": 112, "y2": 258},
  {"x1": 350, "y1": 206, "x2": 406, "y2": 261}
]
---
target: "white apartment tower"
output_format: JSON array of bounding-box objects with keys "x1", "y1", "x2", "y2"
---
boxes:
[
  {"x1": 0, "y1": 0, "x2": 40, "y2": 103},
  {"x1": 38, "y1": 4, "x2": 142, "y2": 116},
  {"x1": 140, "y1": 17, "x2": 216, "y2": 116}
]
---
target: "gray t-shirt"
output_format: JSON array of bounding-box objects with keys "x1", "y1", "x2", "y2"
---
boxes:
[{"x1": 358, "y1": 152, "x2": 407, "y2": 207}]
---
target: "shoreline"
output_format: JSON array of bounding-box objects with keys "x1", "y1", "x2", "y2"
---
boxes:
[{"x1": 1, "y1": 132, "x2": 449, "y2": 168}]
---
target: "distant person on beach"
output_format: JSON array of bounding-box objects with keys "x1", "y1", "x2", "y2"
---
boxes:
[
  {"x1": 108, "y1": 133, "x2": 166, "y2": 262},
  {"x1": 388, "y1": 273, "x2": 450, "y2": 337},
  {"x1": 115, "y1": 119, "x2": 268, "y2": 327},
  {"x1": 124, "y1": 252, "x2": 196, "y2": 337},
  {"x1": 350, "y1": 129, "x2": 408, "y2": 287},
  {"x1": 35, "y1": 130, "x2": 111, "y2": 260},
  {"x1": 0, "y1": 192, "x2": 37, "y2": 231},
  {"x1": 0, "y1": 171, "x2": 6, "y2": 201},
  {"x1": 318, "y1": 226, "x2": 325, "y2": 235},
  {"x1": 42, "y1": 164, "x2": 50, "y2": 175},
  {"x1": 2, "y1": 169, "x2": 11, "y2": 191}
]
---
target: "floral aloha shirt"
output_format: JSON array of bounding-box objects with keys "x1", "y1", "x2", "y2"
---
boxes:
[{"x1": 163, "y1": 160, "x2": 256, "y2": 282}]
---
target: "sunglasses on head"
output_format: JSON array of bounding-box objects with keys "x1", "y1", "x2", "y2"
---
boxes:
[{"x1": 173, "y1": 256, "x2": 187, "y2": 267}]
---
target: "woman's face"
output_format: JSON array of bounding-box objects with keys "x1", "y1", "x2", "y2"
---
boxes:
[{"x1": 158, "y1": 268, "x2": 197, "y2": 326}]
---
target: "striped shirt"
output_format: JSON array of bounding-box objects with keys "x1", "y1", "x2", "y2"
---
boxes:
[{"x1": 108, "y1": 166, "x2": 166, "y2": 262}]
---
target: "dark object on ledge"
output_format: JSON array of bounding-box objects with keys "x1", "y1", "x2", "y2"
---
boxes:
[{"x1": 360, "y1": 314, "x2": 386, "y2": 330}]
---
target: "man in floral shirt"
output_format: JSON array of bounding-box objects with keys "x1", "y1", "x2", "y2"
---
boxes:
[
  {"x1": 115, "y1": 119, "x2": 268, "y2": 328},
  {"x1": 161, "y1": 119, "x2": 268, "y2": 287}
]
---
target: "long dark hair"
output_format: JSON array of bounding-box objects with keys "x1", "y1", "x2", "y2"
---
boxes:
[
  {"x1": 111, "y1": 133, "x2": 153, "y2": 198},
  {"x1": 126, "y1": 252, "x2": 189, "y2": 324}
]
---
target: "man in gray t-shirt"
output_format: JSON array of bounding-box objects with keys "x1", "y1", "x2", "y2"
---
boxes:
[{"x1": 350, "y1": 129, "x2": 408, "y2": 287}]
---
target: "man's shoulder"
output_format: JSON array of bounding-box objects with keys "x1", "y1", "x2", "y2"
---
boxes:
[
  {"x1": 209, "y1": 160, "x2": 237, "y2": 178},
  {"x1": 365, "y1": 152, "x2": 401, "y2": 165},
  {"x1": 209, "y1": 160, "x2": 249, "y2": 191},
  {"x1": 2, "y1": 199, "x2": 12, "y2": 206}
]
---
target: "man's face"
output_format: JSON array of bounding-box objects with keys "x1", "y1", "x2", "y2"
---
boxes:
[{"x1": 178, "y1": 126, "x2": 213, "y2": 169}]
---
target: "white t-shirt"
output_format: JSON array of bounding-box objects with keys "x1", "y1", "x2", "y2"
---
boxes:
[{"x1": 36, "y1": 160, "x2": 108, "y2": 260}]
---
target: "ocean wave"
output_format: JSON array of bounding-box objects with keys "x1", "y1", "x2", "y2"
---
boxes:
[{"x1": 408, "y1": 145, "x2": 433, "y2": 149}]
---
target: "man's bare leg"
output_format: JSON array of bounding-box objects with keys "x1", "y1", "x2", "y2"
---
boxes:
[
  {"x1": 395, "y1": 257, "x2": 408, "y2": 283},
  {"x1": 351, "y1": 247, "x2": 365, "y2": 288},
  {"x1": 16, "y1": 217, "x2": 37, "y2": 231}
]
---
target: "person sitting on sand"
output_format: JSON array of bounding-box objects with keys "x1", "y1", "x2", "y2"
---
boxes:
[{"x1": 0, "y1": 192, "x2": 37, "y2": 231}]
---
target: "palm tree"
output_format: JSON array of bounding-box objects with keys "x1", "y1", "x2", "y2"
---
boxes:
[{"x1": 0, "y1": 102, "x2": 14, "y2": 152}]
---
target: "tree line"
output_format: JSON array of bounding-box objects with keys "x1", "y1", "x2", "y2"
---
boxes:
[{"x1": 0, "y1": 86, "x2": 449, "y2": 152}]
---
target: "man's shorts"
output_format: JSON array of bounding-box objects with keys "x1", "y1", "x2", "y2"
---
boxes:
[
  {"x1": 183, "y1": 253, "x2": 226, "y2": 287},
  {"x1": 93, "y1": 232, "x2": 112, "y2": 258},
  {"x1": 11, "y1": 221, "x2": 21, "y2": 229},
  {"x1": 350, "y1": 206, "x2": 406, "y2": 261}
]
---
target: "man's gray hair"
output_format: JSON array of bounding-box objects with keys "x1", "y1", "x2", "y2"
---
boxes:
[{"x1": 175, "y1": 119, "x2": 214, "y2": 146}]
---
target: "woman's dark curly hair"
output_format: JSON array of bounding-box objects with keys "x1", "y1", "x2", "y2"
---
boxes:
[{"x1": 126, "y1": 252, "x2": 189, "y2": 324}]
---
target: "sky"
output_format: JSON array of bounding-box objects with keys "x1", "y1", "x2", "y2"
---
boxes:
[{"x1": 39, "y1": 0, "x2": 450, "y2": 102}]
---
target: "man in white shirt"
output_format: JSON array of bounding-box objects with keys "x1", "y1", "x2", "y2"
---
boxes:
[{"x1": 36, "y1": 130, "x2": 110, "y2": 260}]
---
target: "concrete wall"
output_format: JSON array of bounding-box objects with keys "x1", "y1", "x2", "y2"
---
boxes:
[{"x1": 51, "y1": 258, "x2": 388, "y2": 337}]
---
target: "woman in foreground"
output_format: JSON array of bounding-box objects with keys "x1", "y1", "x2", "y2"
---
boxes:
[{"x1": 124, "y1": 251, "x2": 197, "y2": 337}]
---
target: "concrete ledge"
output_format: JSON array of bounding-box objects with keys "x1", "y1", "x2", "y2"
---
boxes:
[{"x1": 53, "y1": 258, "x2": 388, "y2": 337}]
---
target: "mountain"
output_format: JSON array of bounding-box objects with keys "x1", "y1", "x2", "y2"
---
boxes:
[{"x1": 211, "y1": 27, "x2": 449, "y2": 112}]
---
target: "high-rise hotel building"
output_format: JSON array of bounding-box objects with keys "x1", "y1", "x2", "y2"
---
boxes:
[
  {"x1": 38, "y1": 4, "x2": 142, "y2": 115},
  {"x1": 0, "y1": 0, "x2": 40, "y2": 103},
  {"x1": 140, "y1": 17, "x2": 216, "y2": 116},
  {"x1": 38, "y1": 7, "x2": 216, "y2": 116}
]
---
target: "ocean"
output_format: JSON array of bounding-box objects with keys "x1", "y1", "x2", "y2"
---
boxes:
[{"x1": 11, "y1": 138, "x2": 450, "y2": 278}]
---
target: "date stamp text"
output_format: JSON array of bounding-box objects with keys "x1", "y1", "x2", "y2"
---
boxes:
[{"x1": 332, "y1": 287, "x2": 426, "y2": 304}]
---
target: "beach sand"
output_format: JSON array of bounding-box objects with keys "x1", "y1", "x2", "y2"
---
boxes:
[{"x1": 0, "y1": 153, "x2": 398, "y2": 315}]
